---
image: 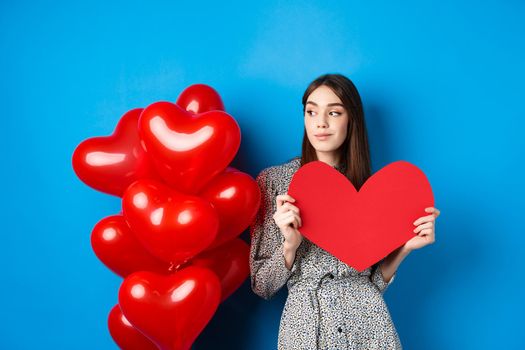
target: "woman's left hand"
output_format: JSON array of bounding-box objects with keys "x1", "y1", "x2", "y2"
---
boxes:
[{"x1": 403, "y1": 207, "x2": 440, "y2": 252}]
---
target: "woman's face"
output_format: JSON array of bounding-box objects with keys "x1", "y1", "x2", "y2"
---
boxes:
[{"x1": 304, "y1": 85, "x2": 349, "y2": 155}]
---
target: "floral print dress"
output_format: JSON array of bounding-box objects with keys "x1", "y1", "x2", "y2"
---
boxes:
[{"x1": 249, "y1": 156, "x2": 403, "y2": 350}]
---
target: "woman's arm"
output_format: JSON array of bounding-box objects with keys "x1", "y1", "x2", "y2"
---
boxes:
[
  {"x1": 376, "y1": 206, "x2": 440, "y2": 288},
  {"x1": 380, "y1": 246, "x2": 411, "y2": 283},
  {"x1": 369, "y1": 246, "x2": 409, "y2": 294},
  {"x1": 283, "y1": 242, "x2": 299, "y2": 270},
  {"x1": 249, "y1": 169, "x2": 300, "y2": 300}
]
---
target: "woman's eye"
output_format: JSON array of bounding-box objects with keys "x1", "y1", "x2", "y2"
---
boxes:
[{"x1": 306, "y1": 110, "x2": 341, "y2": 116}]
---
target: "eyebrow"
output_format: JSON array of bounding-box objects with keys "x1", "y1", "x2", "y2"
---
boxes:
[{"x1": 306, "y1": 101, "x2": 344, "y2": 108}]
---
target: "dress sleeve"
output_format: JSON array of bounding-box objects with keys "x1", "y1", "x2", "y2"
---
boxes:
[
  {"x1": 370, "y1": 259, "x2": 396, "y2": 294},
  {"x1": 249, "y1": 168, "x2": 300, "y2": 300}
]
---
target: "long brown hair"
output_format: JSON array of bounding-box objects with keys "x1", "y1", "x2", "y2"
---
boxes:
[{"x1": 299, "y1": 73, "x2": 372, "y2": 191}]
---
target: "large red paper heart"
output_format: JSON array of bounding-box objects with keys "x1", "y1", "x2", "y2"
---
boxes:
[
  {"x1": 198, "y1": 167, "x2": 261, "y2": 250},
  {"x1": 118, "y1": 267, "x2": 221, "y2": 350},
  {"x1": 72, "y1": 108, "x2": 159, "y2": 197},
  {"x1": 91, "y1": 214, "x2": 170, "y2": 278},
  {"x1": 288, "y1": 160, "x2": 434, "y2": 271},
  {"x1": 122, "y1": 178, "x2": 219, "y2": 266},
  {"x1": 138, "y1": 101, "x2": 241, "y2": 194}
]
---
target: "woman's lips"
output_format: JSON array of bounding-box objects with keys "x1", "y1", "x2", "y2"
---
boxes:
[{"x1": 315, "y1": 134, "x2": 332, "y2": 140}]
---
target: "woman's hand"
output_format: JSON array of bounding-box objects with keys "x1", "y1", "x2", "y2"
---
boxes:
[
  {"x1": 403, "y1": 206, "x2": 440, "y2": 252},
  {"x1": 273, "y1": 193, "x2": 303, "y2": 250}
]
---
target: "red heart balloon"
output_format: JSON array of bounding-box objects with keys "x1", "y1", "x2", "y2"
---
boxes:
[
  {"x1": 288, "y1": 160, "x2": 434, "y2": 271},
  {"x1": 118, "y1": 267, "x2": 221, "y2": 350},
  {"x1": 138, "y1": 101, "x2": 241, "y2": 194},
  {"x1": 122, "y1": 178, "x2": 219, "y2": 266},
  {"x1": 176, "y1": 84, "x2": 225, "y2": 114},
  {"x1": 190, "y1": 238, "x2": 250, "y2": 302},
  {"x1": 91, "y1": 214, "x2": 170, "y2": 277},
  {"x1": 199, "y1": 167, "x2": 261, "y2": 250},
  {"x1": 108, "y1": 304, "x2": 157, "y2": 350},
  {"x1": 72, "y1": 108, "x2": 159, "y2": 197}
]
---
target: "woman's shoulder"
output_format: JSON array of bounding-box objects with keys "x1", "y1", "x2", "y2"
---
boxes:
[
  {"x1": 257, "y1": 155, "x2": 300, "y2": 177},
  {"x1": 256, "y1": 156, "x2": 301, "y2": 191}
]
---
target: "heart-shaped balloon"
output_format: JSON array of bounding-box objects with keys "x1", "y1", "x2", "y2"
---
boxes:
[
  {"x1": 108, "y1": 304, "x2": 157, "y2": 350},
  {"x1": 190, "y1": 238, "x2": 250, "y2": 302},
  {"x1": 118, "y1": 267, "x2": 221, "y2": 350},
  {"x1": 176, "y1": 84, "x2": 225, "y2": 114},
  {"x1": 122, "y1": 178, "x2": 219, "y2": 266},
  {"x1": 199, "y1": 167, "x2": 261, "y2": 251},
  {"x1": 91, "y1": 214, "x2": 170, "y2": 277},
  {"x1": 288, "y1": 160, "x2": 434, "y2": 271},
  {"x1": 72, "y1": 108, "x2": 159, "y2": 197},
  {"x1": 138, "y1": 101, "x2": 241, "y2": 194}
]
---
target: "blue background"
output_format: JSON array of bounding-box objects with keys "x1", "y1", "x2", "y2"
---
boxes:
[{"x1": 1, "y1": 0, "x2": 524, "y2": 349}]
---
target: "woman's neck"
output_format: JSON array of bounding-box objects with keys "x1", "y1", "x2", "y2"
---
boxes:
[{"x1": 315, "y1": 152, "x2": 342, "y2": 168}]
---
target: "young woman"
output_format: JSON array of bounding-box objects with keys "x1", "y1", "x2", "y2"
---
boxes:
[{"x1": 249, "y1": 73, "x2": 440, "y2": 350}]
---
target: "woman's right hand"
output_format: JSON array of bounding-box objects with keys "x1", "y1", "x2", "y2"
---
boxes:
[{"x1": 273, "y1": 193, "x2": 303, "y2": 249}]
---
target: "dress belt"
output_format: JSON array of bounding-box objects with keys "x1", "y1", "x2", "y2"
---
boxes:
[{"x1": 287, "y1": 274, "x2": 371, "y2": 349}]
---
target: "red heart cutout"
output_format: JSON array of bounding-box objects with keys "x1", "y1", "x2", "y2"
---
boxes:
[
  {"x1": 138, "y1": 101, "x2": 241, "y2": 194},
  {"x1": 288, "y1": 160, "x2": 434, "y2": 271},
  {"x1": 122, "y1": 178, "x2": 219, "y2": 266},
  {"x1": 190, "y1": 238, "x2": 250, "y2": 302},
  {"x1": 198, "y1": 167, "x2": 261, "y2": 250},
  {"x1": 118, "y1": 267, "x2": 221, "y2": 350},
  {"x1": 72, "y1": 108, "x2": 159, "y2": 197},
  {"x1": 176, "y1": 83, "x2": 225, "y2": 114},
  {"x1": 108, "y1": 304, "x2": 157, "y2": 350},
  {"x1": 91, "y1": 214, "x2": 170, "y2": 277}
]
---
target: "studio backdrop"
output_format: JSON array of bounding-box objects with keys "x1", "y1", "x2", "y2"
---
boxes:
[{"x1": 1, "y1": 0, "x2": 523, "y2": 349}]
